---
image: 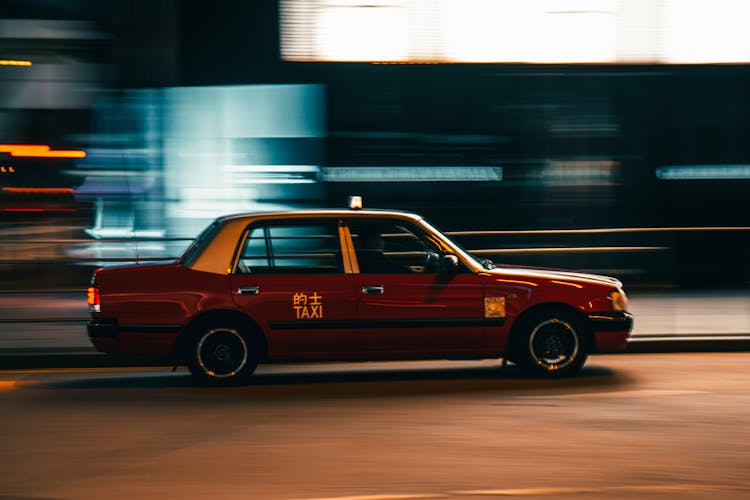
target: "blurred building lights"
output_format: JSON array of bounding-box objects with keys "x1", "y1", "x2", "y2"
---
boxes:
[
  {"x1": 442, "y1": 0, "x2": 618, "y2": 63},
  {"x1": 660, "y1": 0, "x2": 750, "y2": 63},
  {"x1": 223, "y1": 165, "x2": 319, "y2": 184},
  {"x1": 540, "y1": 159, "x2": 619, "y2": 186},
  {"x1": 318, "y1": 1, "x2": 408, "y2": 61},
  {"x1": 281, "y1": 0, "x2": 750, "y2": 64},
  {"x1": 76, "y1": 84, "x2": 325, "y2": 239},
  {"x1": 162, "y1": 84, "x2": 325, "y2": 229}
]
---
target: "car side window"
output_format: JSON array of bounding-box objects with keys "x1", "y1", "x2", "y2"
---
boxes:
[
  {"x1": 236, "y1": 222, "x2": 343, "y2": 274},
  {"x1": 349, "y1": 221, "x2": 440, "y2": 274}
]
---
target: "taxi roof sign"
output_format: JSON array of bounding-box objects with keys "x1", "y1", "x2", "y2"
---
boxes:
[{"x1": 348, "y1": 195, "x2": 363, "y2": 210}]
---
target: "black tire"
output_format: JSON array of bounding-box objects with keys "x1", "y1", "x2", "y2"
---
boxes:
[
  {"x1": 186, "y1": 320, "x2": 258, "y2": 386},
  {"x1": 514, "y1": 307, "x2": 589, "y2": 377}
]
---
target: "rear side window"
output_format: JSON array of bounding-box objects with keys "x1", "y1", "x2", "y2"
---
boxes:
[
  {"x1": 236, "y1": 222, "x2": 343, "y2": 274},
  {"x1": 180, "y1": 221, "x2": 221, "y2": 267}
]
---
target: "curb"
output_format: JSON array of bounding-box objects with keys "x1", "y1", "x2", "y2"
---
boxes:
[{"x1": 625, "y1": 335, "x2": 750, "y2": 354}]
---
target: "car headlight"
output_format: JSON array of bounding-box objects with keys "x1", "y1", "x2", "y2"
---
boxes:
[{"x1": 608, "y1": 289, "x2": 628, "y2": 312}]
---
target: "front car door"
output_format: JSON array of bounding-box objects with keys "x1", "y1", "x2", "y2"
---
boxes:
[
  {"x1": 347, "y1": 218, "x2": 487, "y2": 357},
  {"x1": 231, "y1": 219, "x2": 357, "y2": 360}
]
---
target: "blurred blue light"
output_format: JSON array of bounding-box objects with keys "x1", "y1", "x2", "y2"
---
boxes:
[
  {"x1": 656, "y1": 165, "x2": 750, "y2": 180},
  {"x1": 321, "y1": 166, "x2": 502, "y2": 182}
]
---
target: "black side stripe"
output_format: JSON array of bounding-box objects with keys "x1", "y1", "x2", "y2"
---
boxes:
[
  {"x1": 119, "y1": 324, "x2": 182, "y2": 334},
  {"x1": 268, "y1": 318, "x2": 506, "y2": 330}
]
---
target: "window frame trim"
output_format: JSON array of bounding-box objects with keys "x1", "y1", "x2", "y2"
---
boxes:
[
  {"x1": 339, "y1": 222, "x2": 358, "y2": 274},
  {"x1": 230, "y1": 218, "x2": 350, "y2": 275}
]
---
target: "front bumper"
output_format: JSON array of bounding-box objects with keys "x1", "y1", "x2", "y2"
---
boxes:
[
  {"x1": 587, "y1": 311, "x2": 634, "y2": 353},
  {"x1": 588, "y1": 311, "x2": 634, "y2": 332}
]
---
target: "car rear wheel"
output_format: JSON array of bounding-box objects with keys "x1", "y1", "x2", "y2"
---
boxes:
[
  {"x1": 514, "y1": 308, "x2": 589, "y2": 377},
  {"x1": 187, "y1": 322, "x2": 258, "y2": 386}
]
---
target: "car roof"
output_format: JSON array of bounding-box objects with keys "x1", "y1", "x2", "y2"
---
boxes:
[{"x1": 215, "y1": 209, "x2": 424, "y2": 224}]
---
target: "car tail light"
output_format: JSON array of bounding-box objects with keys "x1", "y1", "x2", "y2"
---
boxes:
[{"x1": 87, "y1": 285, "x2": 101, "y2": 313}]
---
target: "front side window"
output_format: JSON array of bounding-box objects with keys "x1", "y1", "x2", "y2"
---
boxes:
[
  {"x1": 349, "y1": 220, "x2": 441, "y2": 274},
  {"x1": 236, "y1": 222, "x2": 343, "y2": 274}
]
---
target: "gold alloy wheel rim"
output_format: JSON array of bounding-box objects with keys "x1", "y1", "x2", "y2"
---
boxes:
[
  {"x1": 196, "y1": 328, "x2": 248, "y2": 378},
  {"x1": 528, "y1": 318, "x2": 579, "y2": 371}
]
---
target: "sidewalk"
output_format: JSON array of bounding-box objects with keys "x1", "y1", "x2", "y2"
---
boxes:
[
  {"x1": 0, "y1": 289, "x2": 748, "y2": 367},
  {"x1": 625, "y1": 289, "x2": 750, "y2": 352}
]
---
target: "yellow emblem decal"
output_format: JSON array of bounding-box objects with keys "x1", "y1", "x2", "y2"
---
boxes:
[
  {"x1": 293, "y1": 292, "x2": 324, "y2": 319},
  {"x1": 484, "y1": 296, "x2": 506, "y2": 318}
]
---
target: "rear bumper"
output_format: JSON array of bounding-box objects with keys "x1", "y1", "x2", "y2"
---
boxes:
[
  {"x1": 587, "y1": 311, "x2": 634, "y2": 353},
  {"x1": 87, "y1": 319, "x2": 181, "y2": 356},
  {"x1": 88, "y1": 319, "x2": 119, "y2": 353},
  {"x1": 88, "y1": 318, "x2": 118, "y2": 338}
]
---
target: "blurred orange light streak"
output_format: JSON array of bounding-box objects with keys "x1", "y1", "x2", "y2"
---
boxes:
[
  {"x1": 0, "y1": 144, "x2": 86, "y2": 158},
  {"x1": 0, "y1": 381, "x2": 19, "y2": 391},
  {"x1": 0, "y1": 60, "x2": 32, "y2": 66},
  {"x1": 2, "y1": 187, "x2": 73, "y2": 193}
]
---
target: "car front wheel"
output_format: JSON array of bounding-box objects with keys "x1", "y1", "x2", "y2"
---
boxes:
[
  {"x1": 515, "y1": 308, "x2": 589, "y2": 377},
  {"x1": 187, "y1": 323, "x2": 257, "y2": 385}
]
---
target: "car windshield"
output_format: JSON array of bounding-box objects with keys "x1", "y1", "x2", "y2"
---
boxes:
[
  {"x1": 474, "y1": 256, "x2": 496, "y2": 269},
  {"x1": 419, "y1": 218, "x2": 493, "y2": 270}
]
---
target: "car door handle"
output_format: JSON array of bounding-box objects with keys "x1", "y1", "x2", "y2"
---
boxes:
[
  {"x1": 237, "y1": 286, "x2": 260, "y2": 295},
  {"x1": 361, "y1": 285, "x2": 384, "y2": 295}
]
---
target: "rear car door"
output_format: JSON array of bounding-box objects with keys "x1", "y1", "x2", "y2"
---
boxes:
[
  {"x1": 231, "y1": 220, "x2": 357, "y2": 359},
  {"x1": 347, "y1": 219, "x2": 486, "y2": 355}
]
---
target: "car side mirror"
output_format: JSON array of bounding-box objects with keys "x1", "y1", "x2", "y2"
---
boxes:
[{"x1": 441, "y1": 254, "x2": 459, "y2": 274}]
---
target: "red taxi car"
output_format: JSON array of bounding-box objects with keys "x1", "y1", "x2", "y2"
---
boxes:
[{"x1": 87, "y1": 208, "x2": 633, "y2": 385}]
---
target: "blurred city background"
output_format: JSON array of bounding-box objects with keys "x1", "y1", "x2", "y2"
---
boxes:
[
  {"x1": 1, "y1": 0, "x2": 748, "y2": 297},
  {"x1": 3, "y1": 4, "x2": 750, "y2": 498}
]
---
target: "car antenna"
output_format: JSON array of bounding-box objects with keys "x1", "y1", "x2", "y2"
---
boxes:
[{"x1": 125, "y1": 170, "x2": 140, "y2": 266}]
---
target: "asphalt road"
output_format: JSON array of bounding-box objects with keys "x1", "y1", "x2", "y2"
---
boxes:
[{"x1": 1, "y1": 353, "x2": 749, "y2": 499}]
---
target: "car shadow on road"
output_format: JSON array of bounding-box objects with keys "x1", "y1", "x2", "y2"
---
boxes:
[{"x1": 42, "y1": 362, "x2": 634, "y2": 401}]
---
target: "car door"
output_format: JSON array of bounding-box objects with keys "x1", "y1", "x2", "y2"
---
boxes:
[
  {"x1": 230, "y1": 219, "x2": 358, "y2": 359},
  {"x1": 347, "y1": 219, "x2": 486, "y2": 355}
]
